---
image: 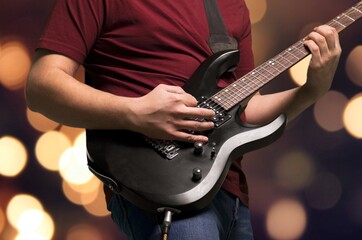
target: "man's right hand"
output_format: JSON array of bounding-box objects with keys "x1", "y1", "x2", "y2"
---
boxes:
[{"x1": 127, "y1": 84, "x2": 215, "y2": 143}]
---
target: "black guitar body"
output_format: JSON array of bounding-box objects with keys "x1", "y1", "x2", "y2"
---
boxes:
[
  {"x1": 86, "y1": 1, "x2": 362, "y2": 213},
  {"x1": 86, "y1": 50, "x2": 287, "y2": 213}
]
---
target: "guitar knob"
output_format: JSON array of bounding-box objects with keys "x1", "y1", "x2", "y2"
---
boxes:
[
  {"x1": 192, "y1": 168, "x2": 202, "y2": 182},
  {"x1": 193, "y1": 142, "x2": 204, "y2": 155}
]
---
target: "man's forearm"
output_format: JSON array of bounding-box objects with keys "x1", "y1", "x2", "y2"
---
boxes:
[
  {"x1": 244, "y1": 85, "x2": 322, "y2": 125},
  {"x1": 26, "y1": 66, "x2": 133, "y2": 130}
]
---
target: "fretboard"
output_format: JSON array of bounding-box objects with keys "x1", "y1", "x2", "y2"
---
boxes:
[{"x1": 212, "y1": 1, "x2": 362, "y2": 110}]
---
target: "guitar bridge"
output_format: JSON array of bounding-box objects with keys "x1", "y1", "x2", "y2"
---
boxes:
[{"x1": 144, "y1": 138, "x2": 180, "y2": 160}]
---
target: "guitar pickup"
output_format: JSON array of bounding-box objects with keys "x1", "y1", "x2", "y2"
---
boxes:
[
  {"x1": 197, "y1": 97, "x2": 231, "y2": 127},
  {"x1": 209, "y1": 111, "x2": 231, "y2": 127}
]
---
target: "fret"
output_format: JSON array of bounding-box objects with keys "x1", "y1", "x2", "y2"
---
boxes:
[
  {"x1": 289, "y1": 46, "x2": 307, "y2": 59},
  {"x1": 328, "y1": 4, "x2": 362, "y2": 32},
  {"x1": 258, "y1": 65, "x2": 276, "y2": 79},
  {"x1": 238, "y1": 78, "x2": 256, "y2": 96},
  {"x1": 284, "y1": 49, "x2": 300, "y2": 61},
  {"x1": 274, "y1": 54, "x2": 294, "y2": 70},
  {"x1": 237, "y1": 81, "x2": 250, "y2": 95},
  {"x1": 215, "y1": 88, "x2": 233, "y2": 105},
  {"x1": 233, "y1": 80, "x2": 249, "y2": 95},
  {"x1": 273, "y1": 56, "x2": 290, "y2": 69},
  {"x1": 223, "y1": 85, "x2": 240, "y2": 108},
  {"x1": 219, "y1": 87, "x2": 240, "y2": 108},
  {"x1": 337, "y1": 14, "x2": 354, "y2": 25},
  {"x1": 261, "y1": 63, "x2": 282, "y2": 81},
  {"x1": 249, "y1": 71, "x2": 264, "y2": 85},
  {"x1": 294, "y1": 40, "x2": 309, "y2": 53},
  {"x1": 279, "y1": 52, "x2": 294, "y2": 65},
  {"x1": 267, "y1": 60, "x2": 282, "y2": 75},
  {"x1": 352, "y1": 6, "x2": 362, "y2": 14},
  {"x1": 331, "y1": 19, "x2": 346, "y2": 30},
  {"x1": 215, "y1": 81, "x2": 249, "y2": 107},
  {"x1": 212, "y1": 95, "x2": 224, "y2": 107},
  {"x1": 212, "y1": 93, "x2": 227, "y2": 106},
  {"x1": 342, "y1": 13, "x2": 356, "y2": 22},
  {"x1": 229, "y1": 82, "x2": 242, "y2": 97}
]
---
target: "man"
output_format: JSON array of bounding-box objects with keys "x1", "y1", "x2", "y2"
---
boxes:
[{"x1": 26, "y1": 0, "x2": 341, "y2": 239}]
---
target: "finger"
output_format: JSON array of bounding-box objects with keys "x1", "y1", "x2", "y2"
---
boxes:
[
  {"x1": 174, "y1": 119, "x2": 214, "y2": 132},
  {"x1": 314, "y1": 25, "x2": 340, "y2": 52},
  {"x1": 305, "y1": 31, "x2": 328, "y2": 57},
  {"x1": 173, "y1": 131, "x2": 209, "y2": 143},
  {"x1": 163, "y1": 85, "x2": 186, "y2": 94},
  {"x1": 304, "y1": 39, "x2": 321, "y2": 66},
  {"x1": 164, "y1": 86, "x2": 199, "y2": 107},
  {"x1": 179, "y1": 107, "x2": 216, "y2": 119},
  {"x1": 182, "y1": 93, "x2": 199, "y2": 107}
]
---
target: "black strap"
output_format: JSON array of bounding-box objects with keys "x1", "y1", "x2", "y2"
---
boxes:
[{"x1": 203, "y1": 0, "x2": 238, "y2": 53}]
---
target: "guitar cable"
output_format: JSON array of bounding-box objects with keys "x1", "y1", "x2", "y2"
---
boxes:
[
  {"x1": 158, "y1": 207, "x2": 181, "y2": 240},
  {"x1": 161, "y1": 210, "x2": 172, "y2": 240}
]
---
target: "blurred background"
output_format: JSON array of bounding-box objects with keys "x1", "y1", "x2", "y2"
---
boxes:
[{"x1": 0, "y1": 0, "x2": 361, "y2": 239}]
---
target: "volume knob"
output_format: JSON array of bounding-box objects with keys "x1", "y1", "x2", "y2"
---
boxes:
[
  {"x1": 193, "y1": 142, "x2": 204, "y2": 155},
  {"x1": 192, "y1": 168, "x2": 202, "y2": 182}
]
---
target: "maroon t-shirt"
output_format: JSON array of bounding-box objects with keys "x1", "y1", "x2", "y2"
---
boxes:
[{"x1": 39, "y1": 0, "x2": 254, "y2": 206}]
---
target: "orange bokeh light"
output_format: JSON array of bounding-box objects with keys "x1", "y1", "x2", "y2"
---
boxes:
[{"x1": 0, "y1": 41, "x2": 31, "y2": 90}]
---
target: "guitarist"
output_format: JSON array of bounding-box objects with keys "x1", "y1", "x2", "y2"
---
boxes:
[{"x1": 26, "y1": 0, "x2": 341, "y2": 239}]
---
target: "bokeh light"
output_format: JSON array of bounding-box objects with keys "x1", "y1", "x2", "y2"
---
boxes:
[
  {"x1": 343, "y1": 94, "x2": 362, "y2": 139},
  {"x1": 62, "y1": 180, "x2": 86, "y2": 205},
  {"x1": 16, "y1": 209, "x2": 54, "y2": 240},
  {"x1": 305, "y1": 171, "x2": 342, "y2": 210},
  {"x1": 60, "y1": 125, "x2": 85, "y2": 143},
  {"x1": 346, "y1": 45, "x2": 362, "y2": 87},
  {"x1": 66, "y1": 224, "x2": 103, "y2": 240},
  {"x1": 74, "y1": 131, "x2": 86, "y2": 148},
  {"x1": 35, "y1": 131, "x2": 72, "y2": 171},
  {"x1": 62, "y1": 178, "x2": 100, "y2": 205},
  {"x1": 66, "y1": 176, "x2": 100, "y2": 195},
  {"x1": 82, "y1": 184, "x2": 110, "y2": 217},
  {"x1": 289, "y1": 55, "x2": 312, "y2": 86},
  {"x1": 0, "y1": 136, "x2": 27, "y2": 177},
  {"x1": 274, "y1": 150, "x2": 315, "y2": 191},
  {"x1": 0, "y1": 41, "x2": 31, "y2": 90},
  {"x1": 313, "y1": 90, "x2": 348, "y2": 132},
  {"x1": 6, "y1": 194, "x2": 43, "y2": 229},
  {"x1": 27, "y1": 108, "x2": 60, "y2": 132},
  {"x1": 245, "y1": 0, "x2": 267, "y2": 24},
  {"x1": 59, "y1": 146, "x2": 93, "y2": 185},
  {"x1": 15, "y1": 232, "x2": 47, "y2": 240},
  {"x1": 266, "y1": 198, "x2": 307, "y2": 240}
]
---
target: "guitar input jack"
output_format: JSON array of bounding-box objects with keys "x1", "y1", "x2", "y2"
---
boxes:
[{"x1": 158, "y1": 207, "x2": 181, "y2": 240}]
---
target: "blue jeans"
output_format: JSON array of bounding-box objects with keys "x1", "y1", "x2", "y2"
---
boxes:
[{"x1": 107, "y1": 190, "x2": 254, "y2": 240}]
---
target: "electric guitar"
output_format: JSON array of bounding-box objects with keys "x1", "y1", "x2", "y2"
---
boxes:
[{"x1": 86, "y1": 1, "x2": 362, "y2": 213}]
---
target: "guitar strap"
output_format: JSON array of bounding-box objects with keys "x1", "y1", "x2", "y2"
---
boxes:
[{"x1": 203, "y1": 0, "x2": 238, "y2": 53}]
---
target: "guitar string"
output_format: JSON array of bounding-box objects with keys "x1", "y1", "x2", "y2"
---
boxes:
[
  {"x1": 213, "y1": 40, "x2": 308, "y2": 110},
  {"x1": 208, "y1": 3, "x2": 361, "y2": 111},
  {"x1": 191, "y1": 2, "x2": 361, "y2": 124}
]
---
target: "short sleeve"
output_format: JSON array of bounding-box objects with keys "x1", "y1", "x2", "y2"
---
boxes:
[{"x1": 38, "y1": 0, "x2": 105, "y2": 63}]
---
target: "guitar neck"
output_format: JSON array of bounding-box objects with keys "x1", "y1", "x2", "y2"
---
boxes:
[{"x1": 212, "y1": 1, "x2": 362, "y2": 110}]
